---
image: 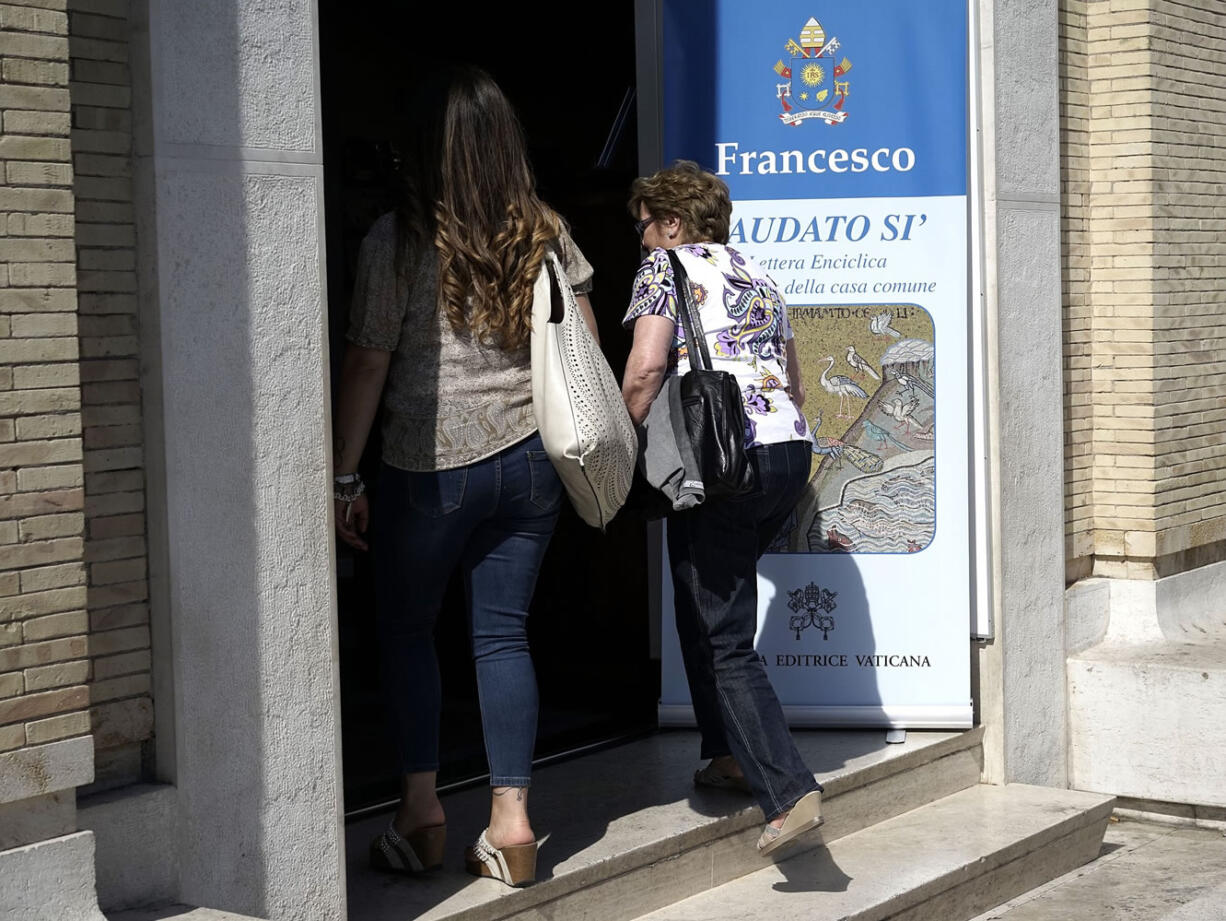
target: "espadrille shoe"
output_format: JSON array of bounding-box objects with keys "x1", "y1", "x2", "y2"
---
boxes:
[
  {"x1": 464, "y1": 829, "x2": 538, "y2": 887},
  {"x1": 369, "y1": 822, "x2": 446, "y2": 874}
]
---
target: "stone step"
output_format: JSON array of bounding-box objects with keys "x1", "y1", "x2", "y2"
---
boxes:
[
  {"x1": 633, "y1": 784, "x2": 1114, "y2": 921},
  {"x1": 967, "y1": 818, "x2": 1226, "y2": 921},
  {"x1": 347, "y1": 727, "x2": 984, "y2": 921},
  {"x1": 1069, "y1": 641, "x2": 1226, "y2": 808}
]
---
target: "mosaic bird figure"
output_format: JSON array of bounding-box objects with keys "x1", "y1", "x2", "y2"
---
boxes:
[
  {"x1": 845, "y1": 345, "x2": 881, "y2": 381},
  {"x1": 884, "y1": 396, "x2": 920, "y2": 433},
  {"x1": 894, "y1": 371, "x2": 934, "y2": 399},
  {"x1": 820, "y1": 356, "x2": 868, "y2": 419},
  {"x1": 869, "y1": 310, "x2": 903, "y2": 338},
  {"x1": 811, "y1": 409, "x2": 848, "y2": 467},
  {"x1": 842, "y1": 443, "x2": 884, "y2": 473},
  {"x1": 862, "y1": 419, "x2": 911, "y2": 453},
  {"x1": 811, "y1": 412, "x2": 883, "y2": 473}
]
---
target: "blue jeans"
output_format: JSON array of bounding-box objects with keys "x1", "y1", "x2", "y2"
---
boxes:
[
  {"x1": 667, "y1": 439, "x2": 822, "y2": 822},
  {"x1": 373, "y1": 432, "x2": 562, "y2": 787}
]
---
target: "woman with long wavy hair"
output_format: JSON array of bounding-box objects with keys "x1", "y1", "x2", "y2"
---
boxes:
[{"x1": 332, "y1": 66, "x2": 598, "y2": 887}]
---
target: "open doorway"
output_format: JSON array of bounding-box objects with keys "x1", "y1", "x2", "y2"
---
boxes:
[{"x1": 318, "y1": 2, "x2": 656, "y2": 814}]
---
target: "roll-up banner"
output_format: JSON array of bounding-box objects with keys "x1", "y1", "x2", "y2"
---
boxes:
[{"x1": 656, "y1": 0, "x2": 974, "y2": 728}]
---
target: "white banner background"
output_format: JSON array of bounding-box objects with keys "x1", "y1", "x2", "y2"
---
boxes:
[{"x1": 659, "y1": 196, "x2": 972, "y2": 729}]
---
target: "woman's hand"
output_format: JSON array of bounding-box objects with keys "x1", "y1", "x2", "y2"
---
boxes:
[{"x1": 335, "y1": 495, "x2": 371, "y2": 551}]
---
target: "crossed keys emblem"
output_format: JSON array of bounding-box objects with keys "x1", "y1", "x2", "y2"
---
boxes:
[
  {"x1": 786, "y1": 582, "x2": 838, "y2": 640},
  {"x1": 773, "y1": 16, "x2": 853, "y2": 124}
]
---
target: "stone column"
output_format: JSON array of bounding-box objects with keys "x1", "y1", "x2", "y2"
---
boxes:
[
  {"x1": 129, "y1": 1, "x2": 345, "y2": 918},
  {"x1": 976, "y1": 0, "x2": 1069, "y2": 787}
]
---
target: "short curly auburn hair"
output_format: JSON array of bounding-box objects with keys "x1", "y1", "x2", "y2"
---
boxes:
[{"x1": 628, "y1": 160, "x2": 732, "y2": 245}]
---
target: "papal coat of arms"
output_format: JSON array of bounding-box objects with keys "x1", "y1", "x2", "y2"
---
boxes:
[
  {"x1": 787, "y1": 581, "x2": 838, "y2": 640},
  {"x1": 773, "y1": 16, "x2": 853, "y2": 126}
]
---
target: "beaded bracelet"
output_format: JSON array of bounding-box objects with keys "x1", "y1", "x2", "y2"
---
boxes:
[{"x1": 333, "y1": 472, "x2": 366, "y2": 503}]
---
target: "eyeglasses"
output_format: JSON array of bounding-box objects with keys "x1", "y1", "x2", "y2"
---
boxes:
[{"x1": 633, "y1": 216, "x2": 656, "y2": 239}]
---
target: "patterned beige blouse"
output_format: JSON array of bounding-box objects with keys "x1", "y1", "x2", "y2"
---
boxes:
[{"x1": 346, "y1": 212, "x2": 594, "y2": 471}]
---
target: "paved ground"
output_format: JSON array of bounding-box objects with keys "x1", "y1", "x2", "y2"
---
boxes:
[{"x1": 969, "y1": 817, "x2": 1226, "y2": 921}]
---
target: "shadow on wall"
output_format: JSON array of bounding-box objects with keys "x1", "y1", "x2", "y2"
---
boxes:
[
  {"x1": 760, "y1": 551, "x2": 880, "y2": 721},
  {"x1": 67, "y1": 0, "x2": 158, "y2": 802}
]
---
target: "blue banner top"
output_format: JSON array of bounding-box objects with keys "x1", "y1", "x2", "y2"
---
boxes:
[{"x1": 662, "y1": 0, "x2": 968, "y2": 200}]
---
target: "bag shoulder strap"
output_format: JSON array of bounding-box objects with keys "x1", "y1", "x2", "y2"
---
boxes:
[
  {"x1": 544, "y1": 248, "x2": 567, "y2": 324},
  {"x1": 666, "y1": 249, "x2": 712, "y2": 372}
]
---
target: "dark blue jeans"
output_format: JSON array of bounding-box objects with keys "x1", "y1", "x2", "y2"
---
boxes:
[
  {"x1": 373, "y1": 432, "x2": 561, "y2": 787},
  {"x1": 667, "y1": 439, "x2": 822, "y2": 821}
]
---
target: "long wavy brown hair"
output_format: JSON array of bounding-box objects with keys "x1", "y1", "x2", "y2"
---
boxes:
[{"x1": 398, "y1": 67, "x2": 560, "y2": 350}]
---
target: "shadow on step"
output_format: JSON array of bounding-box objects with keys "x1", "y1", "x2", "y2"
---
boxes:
[
  {"x1": 771, "y1": 835, "x2": 854, "y2": 893},
  {"x1": 345, "y1": 728, "x2": 969, "y2": 921}
]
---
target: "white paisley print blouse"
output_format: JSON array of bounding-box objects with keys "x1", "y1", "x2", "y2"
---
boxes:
[{"x1": 623, "y1": 242, "x2": 811, "y2": 449}]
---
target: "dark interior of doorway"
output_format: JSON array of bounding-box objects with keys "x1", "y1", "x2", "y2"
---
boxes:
[{"x1": 319, "y1": 1, "x2": 657, "y2": 815}]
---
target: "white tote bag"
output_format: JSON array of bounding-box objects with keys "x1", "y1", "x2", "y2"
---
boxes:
[{"x1": 530, "y1": 250, "x2": 636, "y2": 530}]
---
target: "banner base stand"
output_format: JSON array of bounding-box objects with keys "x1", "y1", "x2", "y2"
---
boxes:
[{"x1": 658, "y1": 703, "x2": 973, "y2": 730}]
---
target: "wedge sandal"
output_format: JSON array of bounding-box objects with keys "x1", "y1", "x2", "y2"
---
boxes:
[
  {"x1": 757, "y1": 790, "x2": 824, "y2": 856},
  {"x1": 693, "y1": 763, "x2": 752, "y2": 795},
  {"x1": 464, "y1": 829, "x2": 538, "y2": 887},
  {"x1": 369, "y1": 822, "x2": 446, "y2": 874}
]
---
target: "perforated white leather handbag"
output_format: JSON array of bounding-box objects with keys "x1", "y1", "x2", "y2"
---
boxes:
[{"x1": 530, "y1": 249, "x2": 636, "y2": 530}]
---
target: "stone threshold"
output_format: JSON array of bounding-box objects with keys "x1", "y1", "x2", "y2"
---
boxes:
[
  {"x1": 346, "y1": 726, "x2": 984, "y2": 921},
  {"x1": 107, "y1": 905, "x2": 263, "y2": 921}
]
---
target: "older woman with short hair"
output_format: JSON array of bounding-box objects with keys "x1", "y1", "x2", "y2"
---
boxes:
[{"x1": 622, "y1": 161, "x2": 823, "y2": 856}]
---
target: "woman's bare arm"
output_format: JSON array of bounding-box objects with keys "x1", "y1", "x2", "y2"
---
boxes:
[
  {"x1": 622, "y1": 315, "x2": 675, "y2": 424},
  {"x1": 333, "y1": 343, "x2": 391, "y2": 550},
  {"x1": 785, "y1": 337, "x2": 805, "y2": 410},
  {"x1": 575, "y1": 293, "x2": 599, "y2": 344}
]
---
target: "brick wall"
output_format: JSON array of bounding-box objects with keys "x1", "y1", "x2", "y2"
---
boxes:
[
  {"x1": 69, "y1": 0, "x2": 151, "y2": 789},
  {"x1": 0, "y1": 0, "x2": 93, "y2": 754},
  {"x1": 1060, "y1": 0, "x2": 1092, "y2": 581},
  {"x1": 1148, "y1": 1, "x2": 1226, "y2": 573},
  {"x1": 0, "y1": 0, "x2": 150, "y2": 788},
  {"x1": 1061, "y1": 0, "x2": 1226, "y2": 581}
]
